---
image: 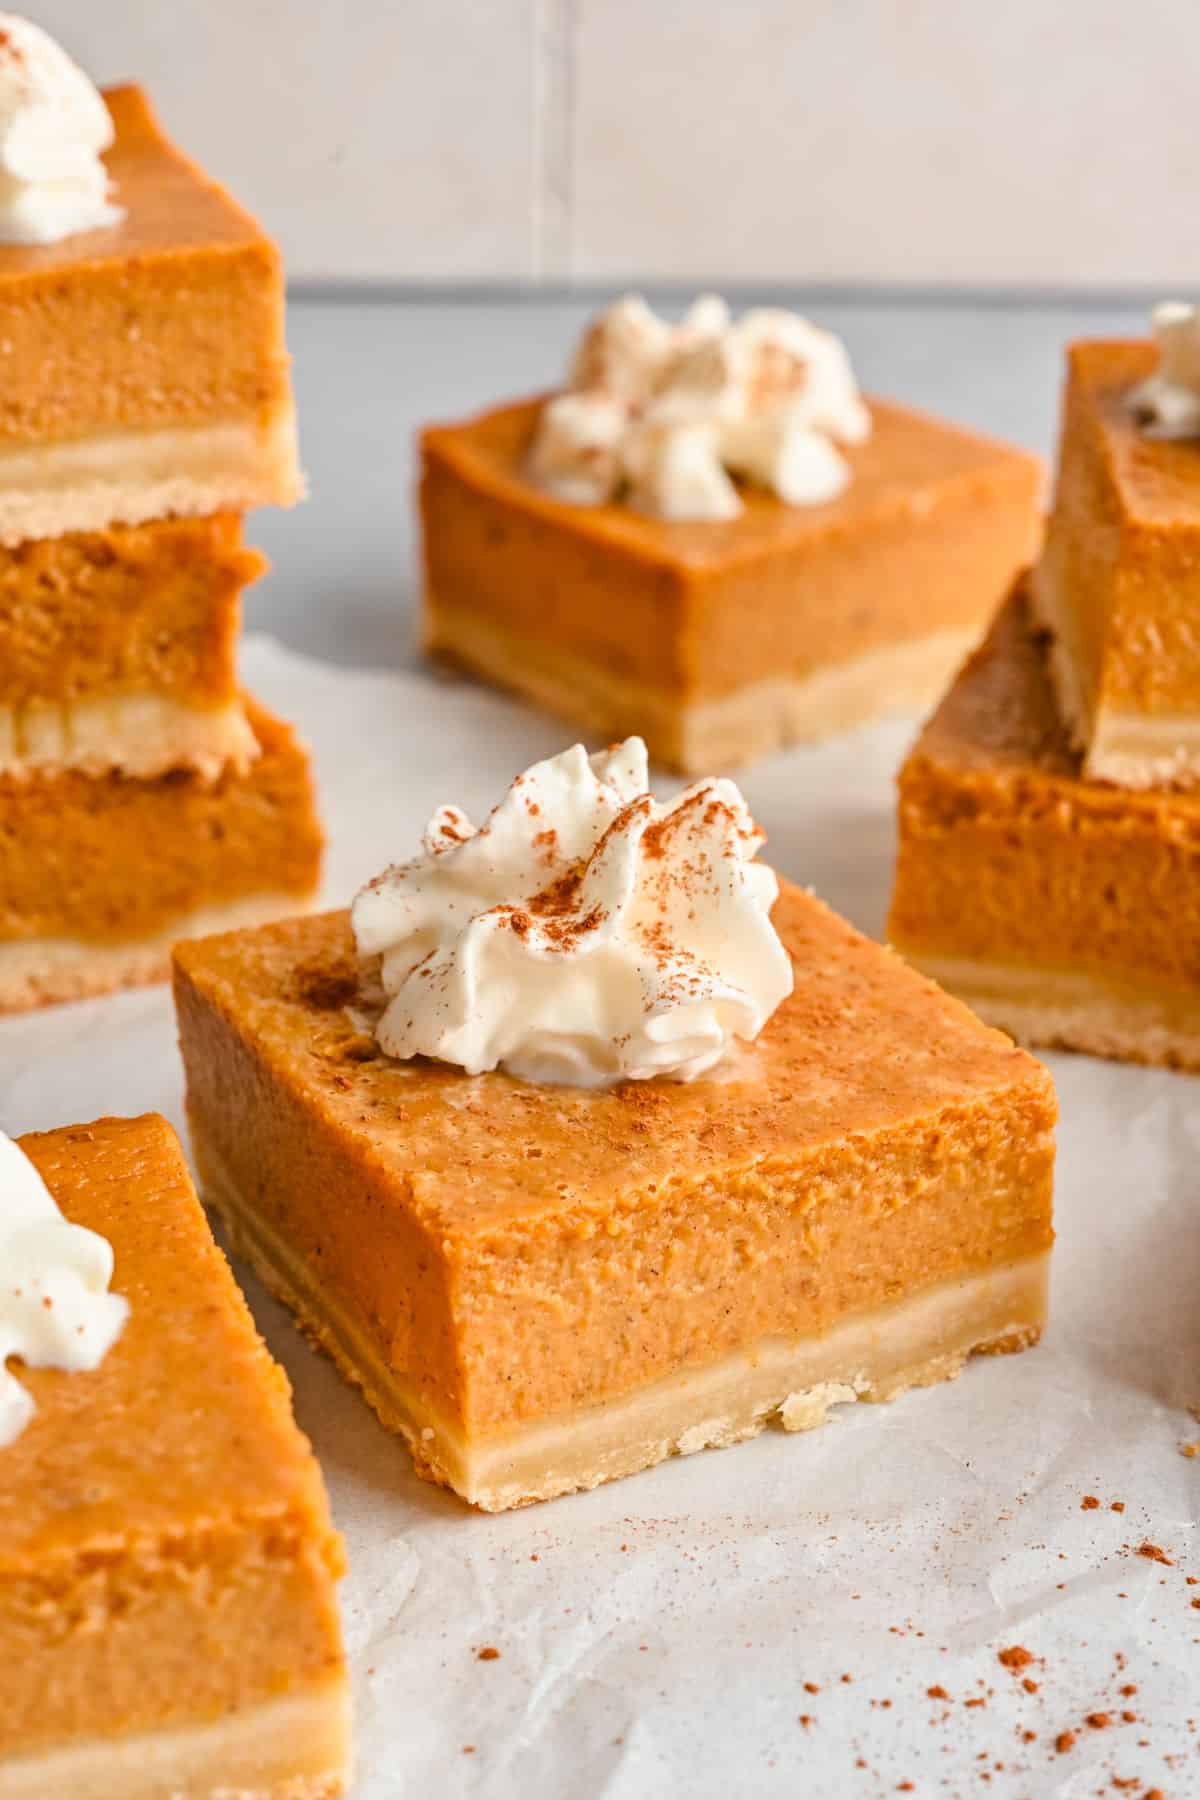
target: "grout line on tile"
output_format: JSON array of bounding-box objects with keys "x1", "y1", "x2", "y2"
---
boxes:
[{"x1": 532, "y1": 0, "x2": 577, "y2": 283}]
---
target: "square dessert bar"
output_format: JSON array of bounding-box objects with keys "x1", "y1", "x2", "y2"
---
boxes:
[
  {"x1": 890, "y1": 580, "x2": 1200, "y2": 1068},
  {"x1": 421, "y1": 396, "x2": 1040, "y2": 772},
  {"x1": 174, "y1": 884, "x2": 1055, "y2": 1512},
  {"x1": 0, "y1": 1114, "x2": 349, "y2": 1799},
  {"x1": 0, "y1": 84, "x2": 301, "y2": 544},
  {"x1": 1032, "y1": 340, "x2": 1200, "y2": 787},
  {"x1": 0, "y1": 697, "x2": 322, "y2": 1012},
  {"x1": 0, "y1": 512, "x2": 264, "y2": 779}
]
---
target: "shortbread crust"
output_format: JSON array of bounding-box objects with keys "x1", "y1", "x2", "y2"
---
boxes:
[
  {"x1": 895, "y1": 952, "x2": 1200, "y2": 1070},
  {"x1": 0, "y1": 411, "x2": 302, "y2": 546},
  {"x1": 0, "y1": 889, "x2": 317, "y2": 1012},
  {"x1": 196, "y1": 1119, "x2": 1047, "y2": 1511},
  {"x1": 0, "y1": 693, "x2": 258, "y2": 779},
  {"x1": 0, "y1": 1680, "x2": 349, "y2": 1800},
  {"x1": 432, "y1": 595, "x2": 977, "y2": 771}
]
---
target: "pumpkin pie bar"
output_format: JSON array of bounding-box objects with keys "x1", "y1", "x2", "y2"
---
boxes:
[
  {"x1": 1031, "y1": 333, "x2": 1200, "y2": 788},
  {"x1": 0, "y1": 696, "x2": 322, "y2": 1012},
  {"x1": 0, "y1": 83, "x2": 301, "y2": 544},
  {"x1": 174, "y1": 887, "x2": 1055, "y2": 1512},
  {"x1": 0, "y1": 1113, "x2": 350, "y2": 1798},
  {"x1": 421, "y1": 299, "x2": 1040, "y2": 773},
  {"x1": 0, "y1": 512, "x2": 264, "y2": 779},
  {"x1": 889, "y1": 580, "x2": 1200, "y2": 1068}
]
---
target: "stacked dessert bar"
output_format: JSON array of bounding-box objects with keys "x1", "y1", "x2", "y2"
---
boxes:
[
  {"x1": 0, "y1": 67, "x2": 322, "y2": 1011},
  {"x1": 890, "y1": 310, "x2": 1200, "y2": 1070}
]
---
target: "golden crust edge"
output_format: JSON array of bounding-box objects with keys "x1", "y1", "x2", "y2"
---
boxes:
[
  {"x1": 0, "y1": 890, "x2": 319, "y2": 1013},
  {"x1": 890, "y1": 945, "x2": 1200, "y2": 1071}
]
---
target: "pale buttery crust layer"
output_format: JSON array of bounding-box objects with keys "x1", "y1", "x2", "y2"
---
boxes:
[
  {"x1": 0, "y1": 407, "x2": 303, "y2": 546},
  {"x1": 428, "y1": 595, "x2": 979, "y2": 774},
  {"x1": 0, "y1": 890, "x2": 316, "y2": 1014},
  {"x1": 0, "y1": 693, "x2": 259, "y2": 780},
  {"x1": 193, "y1": 1120, "x2": 1048, "y2": 1513},
  {"x1": 0, "y1": 1677, "x2": 350, "y2": 1800},
  {"x1": 891, "y1": 948, "x2": 1200, "y2": 1072}
]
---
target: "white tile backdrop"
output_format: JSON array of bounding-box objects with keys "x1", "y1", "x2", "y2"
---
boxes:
[{"x1": 35, "y1": 0, "x2": 1199, "y2": 289}]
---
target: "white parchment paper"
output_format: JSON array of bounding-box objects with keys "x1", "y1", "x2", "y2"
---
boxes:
[{"x1": 2, "y1": 638, "x2": 1197, "y2": 1799}]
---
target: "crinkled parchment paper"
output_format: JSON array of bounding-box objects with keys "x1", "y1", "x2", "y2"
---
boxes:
[{"x1": 2, "y1": 638, "x2": 1196, "y2": 1798}]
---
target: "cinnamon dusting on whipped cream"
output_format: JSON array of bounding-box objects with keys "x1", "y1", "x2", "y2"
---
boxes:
[{"x1": 351, "y1": 737, "x2": 792, "y2": 1087}]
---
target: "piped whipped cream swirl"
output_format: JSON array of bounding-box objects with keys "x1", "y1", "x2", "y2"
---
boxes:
[
  {"x1": 528, "y1": 294, "x2": 871, "y2": 520},
  {"x1": 1, "y1": 1128, "x2": 128, "y2": 1448},
  {"x1": 0, "y1": 16, "x2": 122, "y2": 245},
  {"x1": 352, "y1": 738, "x2": 793, "y2": 1088}
]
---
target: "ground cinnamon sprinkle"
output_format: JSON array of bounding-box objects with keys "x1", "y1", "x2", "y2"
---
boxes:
[
  {"x1": 1022, "y1": 1678, "x2": 1039, "y2": 1693},
  {"x1": 927, "y1": 1685, "x2": 951, "y2": 1700},
  {"x1": 997, "y1": 1646, "x2": 1033, "y2": 1671},
  {"x1": 1054, "y1": 1730, "x2": 1076, "y2": 1753},
  {"x1": 476, "y1": 1646, "x2": 501, "y2": 1661},
  {"x1": 1081, "y1": 1494, "x2": 1100, "y2": 1510},
  {"x1": 803, "y1": 1681, "x2": 820, "y2": 1694},
  {"x1": 1085, "y1": 1711, "x2": 1111, "y2": 1729},
  {"x1": 1137, "y1": 1542, "x2": 1174, "y2": 1566}
]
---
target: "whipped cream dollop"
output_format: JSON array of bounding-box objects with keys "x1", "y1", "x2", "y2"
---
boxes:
[
  {"x1": 0, "y1": 17, "x2": 122, "y2": 245},
  {"x1": 1129, "y1": 302, "x2": 1200, "y2": 439},
  {"x1": 0, "y1": 1128, "x2": 128, "y2": 1448},
  {"x1": 352, "y1": 738, "x2": 794, "y2": 1088},
  {"x1": 528, "y1": 294, "x2": 871, "y2": 519}
]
